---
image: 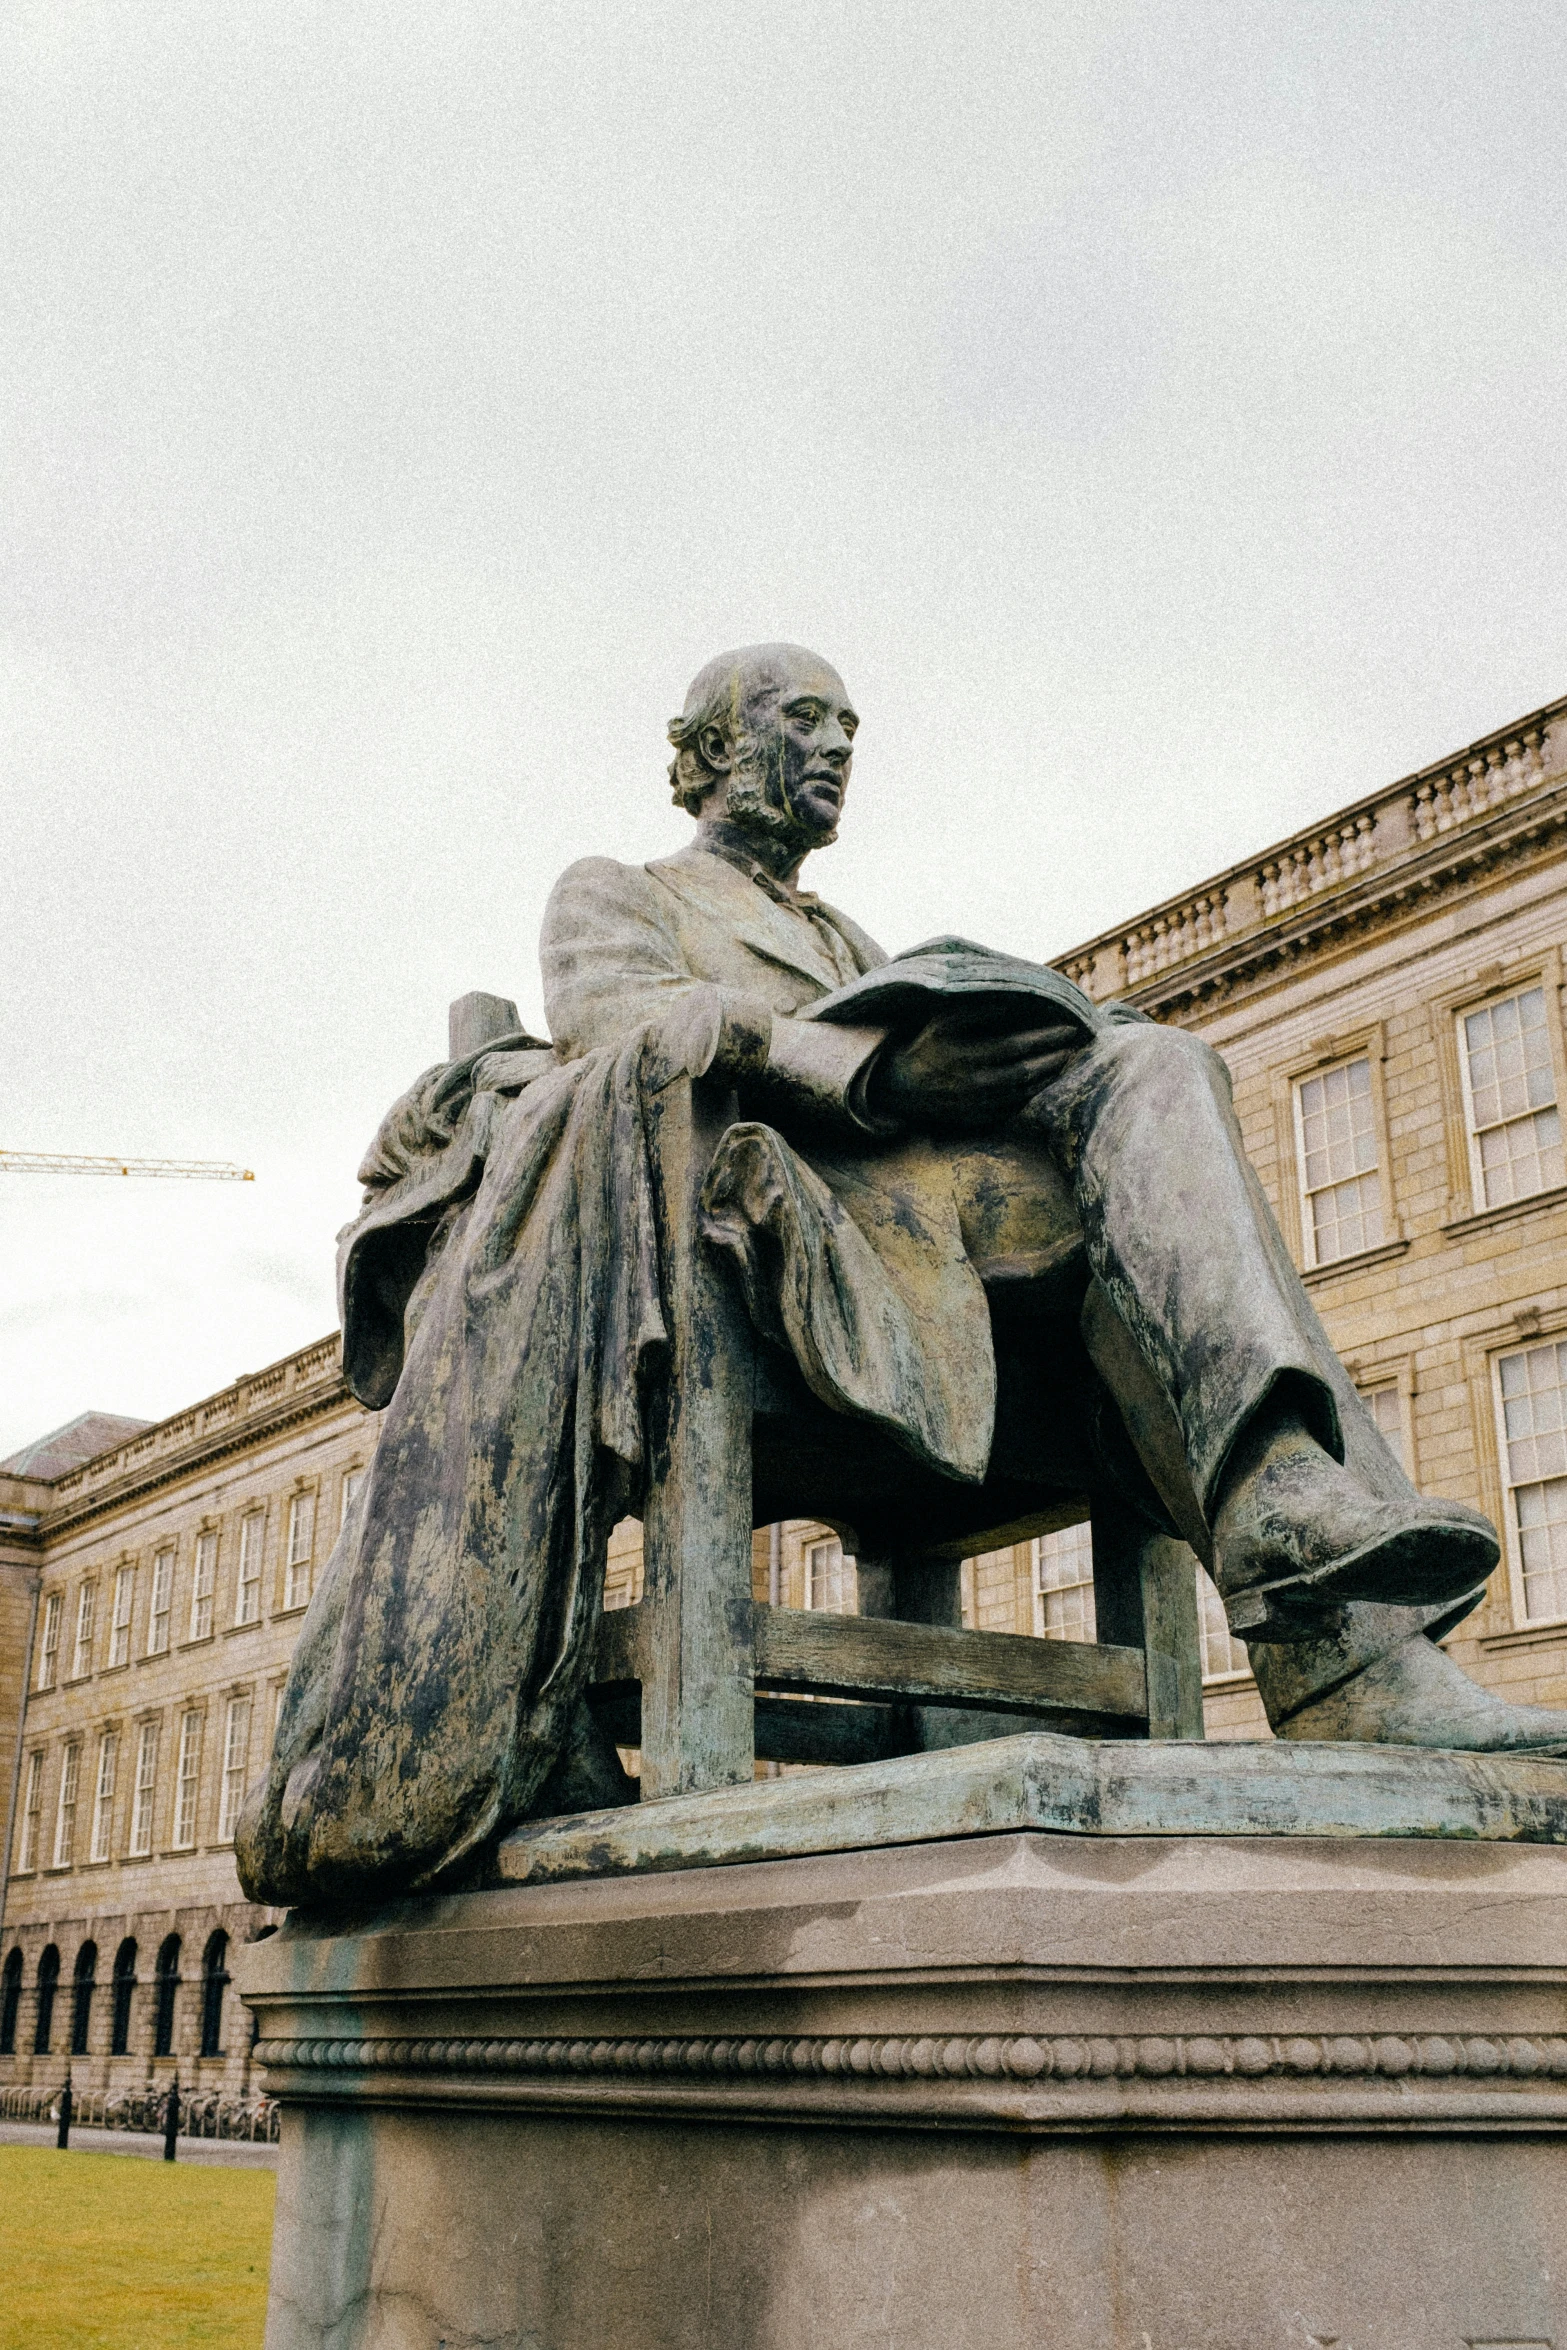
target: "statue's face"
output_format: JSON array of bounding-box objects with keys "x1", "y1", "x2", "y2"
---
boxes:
[
  {"x1": 702, "y1": 649, "x2": 858, "y2": 850},
  {"x1": 754, "y1": 653, "x2": 859, "y2": 839}
]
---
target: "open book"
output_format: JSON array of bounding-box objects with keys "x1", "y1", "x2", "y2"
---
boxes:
[{"x1": 799, "y1": 935, "x2": 1104, "y2": 1039}]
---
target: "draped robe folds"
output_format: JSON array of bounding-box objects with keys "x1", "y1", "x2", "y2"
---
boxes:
[{"x1": 237, "y1": 846, "x2": 1015, "y2": 1907}]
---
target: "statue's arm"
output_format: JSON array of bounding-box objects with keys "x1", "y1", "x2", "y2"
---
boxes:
[{"x1": 542, "y1": 857, "x2": 894, "y2": 1134}]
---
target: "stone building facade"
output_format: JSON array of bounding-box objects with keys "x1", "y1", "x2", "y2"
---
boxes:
[
  {"x1": 6, "y1": 686, "x2": 1567, "y2": 2096},
  {"x1": 0, "y1": 1336, "x2": 371, "y2": 2101}
]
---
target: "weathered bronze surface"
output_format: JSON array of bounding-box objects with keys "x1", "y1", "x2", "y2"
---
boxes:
[{"x1": 237, "y1": 645, "x2": 1567, "y2": 1909}]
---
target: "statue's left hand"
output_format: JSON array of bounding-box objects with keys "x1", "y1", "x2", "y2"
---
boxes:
[{"x1": 870, "y1": 1006, "x2": 1085, "y2": 1133}]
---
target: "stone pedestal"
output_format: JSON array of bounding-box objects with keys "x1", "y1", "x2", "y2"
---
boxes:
[{"x1": 241, "y1": 1831, "x2": 1567, "y2": 2350}]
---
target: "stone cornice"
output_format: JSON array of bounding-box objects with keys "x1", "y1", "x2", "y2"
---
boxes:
[
  {"x1": 33, "y1": 1335, "x2": 358, "y2": 1545},
  {"x1": 254, "y1": 2026, "x2": 1567, "y2": 2134},
  {"x1": 1057, "y1": 693, "x2": 1567, "y2": 1020}
]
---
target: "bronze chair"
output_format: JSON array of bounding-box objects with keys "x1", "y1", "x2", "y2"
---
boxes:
[{"x1": 578, "y1": 1056, "x2": 1208, "y2": 1802}]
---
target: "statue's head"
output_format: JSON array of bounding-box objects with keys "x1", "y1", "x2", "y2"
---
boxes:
[{"x1": 667, "y1": 643, "x2": 858, "y2": 857}]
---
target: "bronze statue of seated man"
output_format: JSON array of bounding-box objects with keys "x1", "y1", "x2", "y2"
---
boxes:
[{"x1": 239, "y1": 643, "x2": 1567, "y2": 1909}]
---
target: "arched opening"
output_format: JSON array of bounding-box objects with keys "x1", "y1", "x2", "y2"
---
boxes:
[
  {"x1": 33, "y1": 1946, "x2": 60, "y2": 2055},
  {"x1": 199, "y1": 1930, "x2": 229, "y2": 2059},
  {"x1": 0, "y1": 1948, "x2": 22, "y2": 2055},
  {"x1": 110, "y1": 1939, "x2": 138, "y2": 2056},
  {"x1": 71, "y1": 1941, "x2": 98, "y2": 2056},
  {"x1": 152, "y1": 1934, "x2": 180, "y2": 2059}
]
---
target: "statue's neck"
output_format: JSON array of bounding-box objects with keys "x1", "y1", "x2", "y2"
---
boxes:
[{"x1": 695, "y1": 818, "x2": 812, "y2": 896}]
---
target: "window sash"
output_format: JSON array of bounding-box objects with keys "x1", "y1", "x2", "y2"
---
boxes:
[
  {"x1": 172, "y1": 1713, "x2": 202, "y2": 1849},
  {"x1": 109, "y1": 1566, "x2": 134, "y2": 1668},
  {"x1": 340, "y1": 1468, "x2": 364, "y2": 1530},
  {"x1": 53, "y1": 1742, "x2": 80, "y2": 1868},
  {"x1": 1459, "y1": 987, "x2": 1565, "y2": 1211},
  {"x1": 129, "y1": 1724, "x2": 159, "y2": 1857},
  {"x1": 235, "y1": 1514, "x2": 265, "y2": 1626},
  {"x1": 1032, "y1": 1524, "x2": 1097, "y2": 1642},
  {"x1": 189, "y1": 1533, "x2": 217, "y2": 1641},
  {"x1": 804, "y1": 1538, "x2": 856, "y2": 1614},
  {"x1": 284, "y1": 1494, "x2": 317, "y2": 1608},
  {"x1": 1495, "y1": 1337, "x2": 1567, "y2": 1623},
  {"x1": 37, "y1": 1593, "x2": 61, "y2": 1689},
  {"x1": 1358, "y1": 1382, "x2": 1407, "y2": 1474},
  {"x1": 1293, "y1": 1057, "x2": 1385, "y2": 1268},
  {"x1": 218, "y1": 1697, "x2": 252, "y2": 1842},
  {"x1": 147, "y1": 1549, "x2": 174, "y2": 1655},
  {"x1": 90, "y1": 1732, "x2": 119, "y2": 1863},
  {"x1": 71, "y1": 1583, "x2": 96, "y2": 1679},
  {"x1": 17, "y1": 1752, "x2": 44, "y2": 1872}
]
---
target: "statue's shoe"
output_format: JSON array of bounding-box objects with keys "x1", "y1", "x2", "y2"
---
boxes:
[
  {"x1": 1274, "y1": 1629, "x2": 1567, "y2": 1752},
  {"x1": 1213, "y1": 1444, "x2": 1497, "y2": 1640}
]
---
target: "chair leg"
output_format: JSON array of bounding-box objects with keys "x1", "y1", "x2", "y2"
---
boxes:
[
  {"x1": 639, "y1": 1073, "x2": 758, "y2": 1801},
  {"x1": 1091, "y1": 1496, "x2": 1206, "y2": 1739}
]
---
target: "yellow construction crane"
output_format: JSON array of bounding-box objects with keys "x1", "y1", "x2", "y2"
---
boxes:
[{"x1": 0, "y1": 1150, "x2": 254, "y2": 1181}]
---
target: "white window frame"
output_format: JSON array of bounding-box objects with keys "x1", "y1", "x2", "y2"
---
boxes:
[
  {"x1": 217, "y1": 1695, "x2": 252, "y2": 1843},
  {"x1": 1456, "y1": 984, "x2": 1565, "y2": 1214},
  {"x1": 235, "y1": 1513, "x2": 265, "y2": 1627},
  {"x1": 36, "y1": 1593, "x2": 62, "y2": 1690},
  {"x1": 17, "y1": 1751, "x2": 44, "y2": 1872},
  {"x1": 803, "y1": 1535, "x2": 856, "y2": 1614},
  {"x1": 1031, "y1": 1524, "x2": 1097, "y2": 1642},
  {"x1": 90, "y1": 1730, "x2": 119, "y2": 1863},
  {"x1": 108, "y1": 1564, "x2": 135, "y2": 1669},
  {"x1": 1357, "y1": 1380, "x2": 1409, "y2": 1477},
  {"x1": 129, "y1": 1722, "x2": 160, "y2": 1858},
  {"x1": 172, "y1": 1711, "x2": 203, "y2": 1850},
  {"x1": 188, "y1": 1531, "x2": 217, "y2": 1641},
  {"x1": 284, "y1": 1492, "x2": 317, "y2": 1610},
  {"x1": 52, "y1": 1741, "x2": 81, "y2": 1868},
  {"x1": 1492, "y1": 1337, "x2": 1567, "y2": 1629},
  {"x1": 340, "y1": 1466, "x2": 365, "y2": 1530},
  {"x1": 147, "y1": 1548, "x2": 174, "y2": 1656},
  {"x1": 1291, "y1": 1054, "x2": 1386, "y2": 1271},
  {"x1": 71, "y1": 1581, "x2": 96, "y2": 1680}
]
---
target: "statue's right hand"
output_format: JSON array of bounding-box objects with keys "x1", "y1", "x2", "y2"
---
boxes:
[{"x1": 871, "y1": 1007, "x2": 1084, "y2": 1133}]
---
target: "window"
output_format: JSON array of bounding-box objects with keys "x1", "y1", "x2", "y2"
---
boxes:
[
  {"x1": 172, "y1": 1712, "x2": 203, "y2": 1848},
  {"x1": 235, "y1": 1513, "x2": 265, "y2": 1626},
  {"x1": 1496, "y1": 1339, "x2": 1567, "y2": 1623},
  {"x1": 147, "y1": 1548, "x2": 174, "y2": 1655},
  {"x1": 1196, "y1": 1565, "x2": 1246, "y2": 1680},
  {"x1": 36, "y1": 1592, "x2": 61, "y2": 1689},
  {"x1": 284, "y1": 1493, "x2": 317, "y2": 1608},
  {"x1": 71, "y1": 1942, "x2": 98, "y2": 2056},
  {"x1": 340, "y1": 1467, "x2": 365, "y2": 1529},
  {"x1": 1033, "y1": 1523, "x2": 1097, "y2": 1641},
  {"x1": 805, "y1": 1536, "x2": 856, "y2": 1613},
  {"x1": 1294, "y1": 1058, "x2": 1384, "y2": 1267},
  {"x1": 189, "y1": 1531, "x2": 217, "y2": 1640},
  {"x1": 0, "y1": 1949, "x2": 21, "y2": 2056},
  {"x1": 71, "y1": 1582, "x2": 96, "y2": 1679},
  {"x1": 16, "y1": 1752, "x2": 43, "y2": 1872},
  {"x1": 52, "y1": 1741, "x2": 80, "y2": 1867},
  {"x1": 200, "y1": 1930, "x2": 230, "y2": 2058},
  {"x1": 153, "y1": 1934, "x2": 180, "y2": 2059},
  {"x1": 1359, "y1": 1383, "x2": 1407, "y2": 1474},
  {"x1": 108, "y1": 1565, "x2": 134, "y2": 1668},
  {"x1": 1459, "y1": 986, "x2": 1565, "y2": 1210},
  {"x1": 33, "y1": 1946, "x2": 60, "y2": 2054},
  {"x1": 89, "y1": 1730, "x2": 119, "y2": 1863},
  {"x1": 218, "y1": 1696, "x2": 251, "y2": 1842},
  {"x1": 110, "y1": 1939, "x2": 137, "y2": 2055},
  {"x1": 129, "y1": 1722, "x2": 160, "y2": 1857}
]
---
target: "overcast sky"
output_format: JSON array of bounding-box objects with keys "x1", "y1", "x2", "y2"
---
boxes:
[{"x1": 4, "y1": 1, "x2": 1567, "y2": 1457}]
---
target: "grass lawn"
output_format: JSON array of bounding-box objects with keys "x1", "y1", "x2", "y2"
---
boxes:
[{"x1": 0, "y1": 2148, "x2": 273, "y2": 2350}]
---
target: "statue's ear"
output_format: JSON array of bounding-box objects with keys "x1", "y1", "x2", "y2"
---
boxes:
[{"x1": 695, "y1": 719, "x2": 733, "y2": 776}]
